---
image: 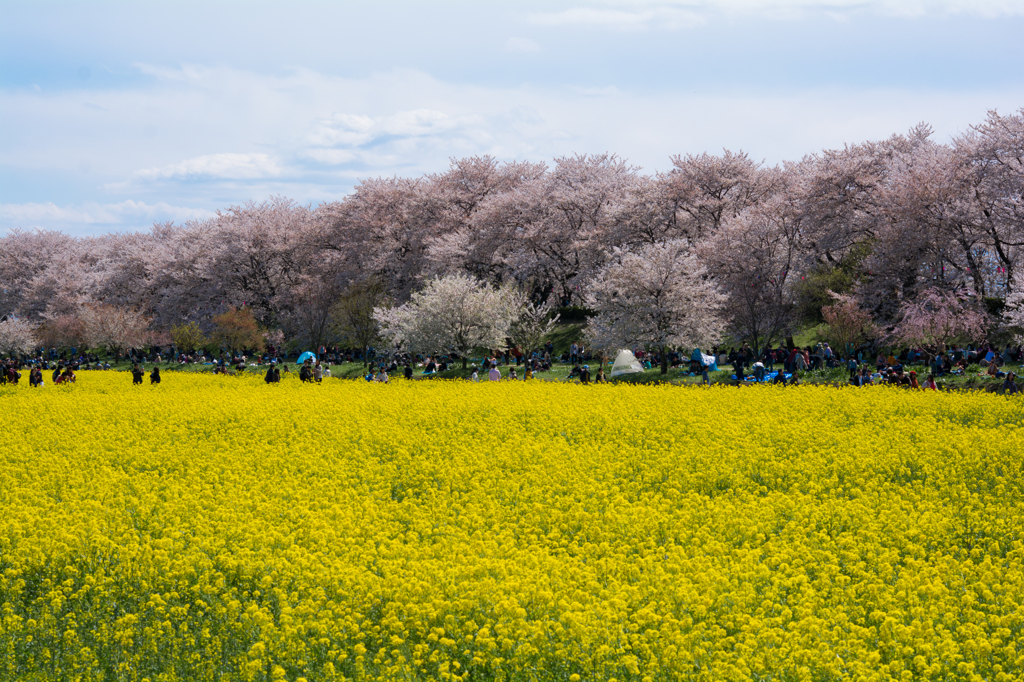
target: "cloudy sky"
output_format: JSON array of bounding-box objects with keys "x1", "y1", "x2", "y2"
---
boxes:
[{"x1": 2, "y1": 0, "x2": 1022, "y2": 236}]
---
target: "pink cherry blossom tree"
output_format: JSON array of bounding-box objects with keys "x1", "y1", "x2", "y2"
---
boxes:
[
  {"x1": 889, "y1": 287, "x2": 987, "y2": 351},
  {"x1": 585, "y1": 240, "x2": 725, "y2": 374},
  {"x1": 820, "y1": 292, "x2": 875, "y2": 359},
  {"x1": 0, "y1": 317, "x2": 37, "y2": 357},
  {"x1": 79, "y1": 304, "x2": 152, "y2": 357}
]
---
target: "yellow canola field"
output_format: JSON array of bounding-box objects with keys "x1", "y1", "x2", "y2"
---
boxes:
[{"x1": 1, "y1": 373, "x2": 1023, "y2": 682}]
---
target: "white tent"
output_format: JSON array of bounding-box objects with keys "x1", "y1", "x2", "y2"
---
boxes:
[{"x1": 610, "y1": 349, "x2": 645, "y2": 377}]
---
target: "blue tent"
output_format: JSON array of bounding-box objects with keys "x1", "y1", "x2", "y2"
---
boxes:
[
  {"x1": 691, "y1": 348, "x2": 717, "y2": 371},
  {"x1": 297, "y1": 351, "x2": 317, "y2": 364}
]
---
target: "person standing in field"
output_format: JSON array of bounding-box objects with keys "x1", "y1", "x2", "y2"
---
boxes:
[
  {"x1": 489, "y1": 366, "x2": 501, "y2": 381},
  {"x1": 314, "y1": 362, "x2": 323, "y2": 384},
  {"x1": 150, "y1": 366, "x2": 161, "y2": 384},
  {"x1": 131, "y1": 364, "x2": 144, "y2": 385}
]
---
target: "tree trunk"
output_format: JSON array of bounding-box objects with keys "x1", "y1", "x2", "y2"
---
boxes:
[
  {"x1": 362, "y1": 346, "x2": 368, "y2": 367},
  {"x1": 462, "y1": 355, "x2": 467, "y2": 369},
  {"x1": 661, "y1": 346, "x2": 669, "y2": 374}
]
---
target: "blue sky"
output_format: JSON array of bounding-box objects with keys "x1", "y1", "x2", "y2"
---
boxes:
[{"x1": 2, "y1": 0, "x2": 1022, "y2": 236}]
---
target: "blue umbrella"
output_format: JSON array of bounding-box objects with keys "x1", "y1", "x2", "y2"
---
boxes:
[{"x1": 297, "y1": 351, "x2": 317, "y2": 364}]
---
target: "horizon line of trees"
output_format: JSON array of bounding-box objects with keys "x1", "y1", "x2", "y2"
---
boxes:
[{"x1": 1, "y1": 108, "x2": 1022, "y2": 366}]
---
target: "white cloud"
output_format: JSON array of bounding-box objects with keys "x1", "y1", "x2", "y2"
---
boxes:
[
  {"x1": 505, "y1": 37, "x2": 543, "y2": 53},
  {"x1": 2, "y1": 61, "x2": 1022, "y2": 237},
  {"x1": 528, "y1": 7, "x2": 705, "y2": 29},
  {"x1": 303, "y1": 109, "x2": 489, "y2": 167},
  {"x1": 0, "y1": 201, "x2": 214, "y2": 233},
  {"x1": 133, "y1": 153, "x2": 283, "y2": 181},
  {"x1": 529, "y1": 0, "x2": 1024, "y2": 27}
]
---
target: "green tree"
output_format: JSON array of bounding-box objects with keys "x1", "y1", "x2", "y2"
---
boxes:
[
  {"x1": 170, "y1": 321, "x2": 208, "y2": 352},
  {"x1": 794, "y1": 242, "x2": 872, "y2": 324},
  {"x1": 333, "y1": 279, "x2": 388, "y2": 366}
]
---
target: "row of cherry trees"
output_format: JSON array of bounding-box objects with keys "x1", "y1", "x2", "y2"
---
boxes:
[{"x1": 1, "y1": 109, "x2": 1021, "y2": 355}]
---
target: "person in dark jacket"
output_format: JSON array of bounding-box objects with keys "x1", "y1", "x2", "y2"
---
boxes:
[
  {"x1": 150, "y1": 366, "x2": 161, "y2": 384},
  {"x1": 29, "y1": 367, "x2": 43, "y2": 387},
  {"x1": 131, "y1": 364, "x2": 145, "y2": 385}
]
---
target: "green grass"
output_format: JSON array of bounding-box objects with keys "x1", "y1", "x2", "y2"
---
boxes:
[{"x1": 42, "y1": 346, "x2": 1023, "y2": 393}]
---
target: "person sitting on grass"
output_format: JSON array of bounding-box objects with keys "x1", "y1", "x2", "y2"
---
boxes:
[
  {"x1": 923, "y1": 373, "x2": 938, "y2": 390},
  {"x1": 1001, "y1": 372, "x2": 1019, "y2": 395},
  {"x1": 565, "y1": 364, "x2": 581, "y2": 382},
  {"x1": 986, "y1": 360, "x2": 1005, "y2": 380},
  {"x1": 788, "y1": 370, "x2": 801, "y2": 386}
]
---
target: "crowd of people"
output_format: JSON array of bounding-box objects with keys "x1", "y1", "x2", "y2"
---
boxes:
[{"x1": 2, "y1": 337, "x2": 1021, "y2": 395}]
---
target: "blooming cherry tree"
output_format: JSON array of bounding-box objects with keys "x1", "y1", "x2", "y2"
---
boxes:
[
  {"x1": 0, "y1": 317, "x2": 37, "y2": 357},
  {"x1": 586, "y1": 240, "x2": 725, "y2": 374},
  {"x1": 890, "y1": 288, "x2": 987, "y2": 350},
  {"x1": 374, "y1": 274, "x2": 514, "y2": 368}
]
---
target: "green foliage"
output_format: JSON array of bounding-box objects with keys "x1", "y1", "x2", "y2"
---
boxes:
[
  {"x1": 553, "y1": 306, "x2": 597, "y2": 322},
  {"x1": 794, "y1": 242, "x2": 872, "y2": 324},
  {"x1": 169, "y1": 321, "x2": 207, "y2": 352},
  {"x1": 983, "y1": 297, "x2": 1005, "y2": 317}
]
